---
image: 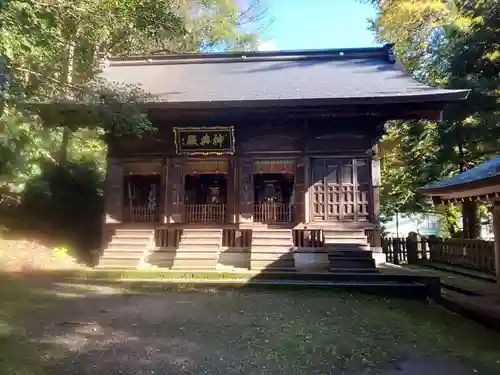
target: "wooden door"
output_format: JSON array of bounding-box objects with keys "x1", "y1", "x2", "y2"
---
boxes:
[
  {"x1": 310, "y1": 158, "x2": 370, "y2": 222},
  {"x1": 169, "y1": 158, "x2": 184, "y2": 223}
]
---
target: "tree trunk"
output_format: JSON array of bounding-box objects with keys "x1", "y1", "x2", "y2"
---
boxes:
[
  {"x1": 57, "y1": 29, "x2": 78, "y2": 164},
  {"x1": 462, "y1": 201, "x2": 480, "y2": 239}
]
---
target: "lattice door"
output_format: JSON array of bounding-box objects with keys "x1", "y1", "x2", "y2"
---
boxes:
[{"x1": 310, "y1": 158, "x2": 370, "y2": 222}]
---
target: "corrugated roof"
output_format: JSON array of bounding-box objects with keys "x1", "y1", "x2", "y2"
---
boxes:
[
  {"x1": 422, "y1": 156, "x2": 500, "y2": 191},
  {"x1": 98, "y1": 45, "x2": 469, "y2": 106}
]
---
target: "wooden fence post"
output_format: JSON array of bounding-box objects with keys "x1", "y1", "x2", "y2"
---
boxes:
[
  {"x1": 393, "y1": 238, "x2": 400, "y2": 265},
  {"x1": 406, "y1": 232, "x2": 418, "y2": 264},
  {"x1": 420, "y1": 237, "x2": 428, "y2": 260},
  {"x1": 427, "y1": 235, "x2": 438, "y2": 261}
]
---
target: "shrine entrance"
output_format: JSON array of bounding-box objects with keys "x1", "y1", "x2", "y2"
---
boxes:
[
  {"x1": 183, "y1": 159, "x2": 229, "y2": 224},
  {"x1": 253, "y1": 173, "x2": 294, "y2": 223},
  {"x1": 252, "y1": 159, "x2": 296, "y2": 224},
  {"x1": 123, "y1": 174, "x2": 161, "y2": 223}
]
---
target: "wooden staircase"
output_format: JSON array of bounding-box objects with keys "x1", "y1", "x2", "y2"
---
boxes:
[
  {"x1": 250, "y1": 228, "x2": 294, "y2": 271},
  {"x1": 164, "y1": 228, "x2": 223, "y2": 270},
  {"x1": 323, "y1": 229, "x2": 377, "y2": 273},
  {"x1": 98, "y1": 228, "x2": 154, "y2": 268}
]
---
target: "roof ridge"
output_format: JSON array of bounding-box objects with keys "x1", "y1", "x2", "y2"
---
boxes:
[{"x1": 100, "y1": 44, "x2": 396, "y2": 68}]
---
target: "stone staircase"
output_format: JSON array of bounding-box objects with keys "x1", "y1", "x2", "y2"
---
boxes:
[
  {"x1": 323, "y1": 229, "x2": 377, "y2": 273},
  {"x1": 165, "y1": 228, "x2": 223, "y2": 270},
  {"x1": 98, "y1": 228, "x2": 154, "y2": 268},
  {"x1": 250, "y1": 228, "x2": 294, "y2": 271}
]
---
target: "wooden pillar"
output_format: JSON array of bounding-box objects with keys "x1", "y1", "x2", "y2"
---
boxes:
[
  {"x1": 239, "y1": 156, "x2": 254, "y2": 223},
  {"x1": 227, "y1": 156, "x2": 236, "y2": 223},
  {"x1": 304, "y1": 156, "x2": 310, "y2": 224},
  {"x1": 104, "y1": 157, "x2": 123, "y2": 223},
  {"x1": 491, "y1": 201, "x2": 500, "y2": 290},
  {"x1": 168, "y1": 157, "x2": 184, "y2": 223},
  {"x1": 294, "y1": 157, "x2": 307, "y2": 224},
  {"x1": 161, "y1": 158, "x2": 168, "y2": 224},
  {"x1": 370, "y1": 146, "x2": 382, "y2": 252}
]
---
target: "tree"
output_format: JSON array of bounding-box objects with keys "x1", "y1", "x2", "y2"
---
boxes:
[
  {"x1": 369, "y1": 0, "x2": 500, "y2": 238},
  {"x1": 0, "y1": 0, "x2": 266, "y2": 216}
]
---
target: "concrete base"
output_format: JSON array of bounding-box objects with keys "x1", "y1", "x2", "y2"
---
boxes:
[{"x1": 372, "y1": 252, "x2": 387, "y2": 265}]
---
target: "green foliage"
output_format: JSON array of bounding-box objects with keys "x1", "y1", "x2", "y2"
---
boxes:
[
  {"x1": 0, "y1": 0, "x2": 265, "y2": 254},
  {"x1": 373, "y1": 0, "x2": 500, "y2": 237}
]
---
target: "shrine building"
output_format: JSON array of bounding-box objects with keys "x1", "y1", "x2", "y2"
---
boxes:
[{"x1": 69, "y1": 45, "x2": 470, "y2": 270}]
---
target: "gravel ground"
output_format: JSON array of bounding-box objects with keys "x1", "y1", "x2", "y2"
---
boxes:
[{"x1": 1, "y1": 278, "x2": 500, "y2": 375}]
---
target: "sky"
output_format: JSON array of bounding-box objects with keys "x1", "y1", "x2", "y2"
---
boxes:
[{"x1": 256, "y1": 0, "x2": 380, "y2": 51}]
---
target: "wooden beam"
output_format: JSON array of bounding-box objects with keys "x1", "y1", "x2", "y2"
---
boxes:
[
  {"x1": 491, "y1": 201, "x2": 500, "y2": 291},
  {"x1": 161, "y1": 158, "x2": 168, "y2": 224}
]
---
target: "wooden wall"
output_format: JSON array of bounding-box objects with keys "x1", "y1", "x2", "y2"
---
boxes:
[
  {"x1": 107, "y1": 116, "x2": 378, "y2": 158},
  {"x1": 105, "y1": 111, "x2": 384, "y2": 227}
]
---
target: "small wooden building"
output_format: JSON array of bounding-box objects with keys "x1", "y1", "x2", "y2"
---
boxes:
[
  {"x1": 90, "y1": 45, "x2": 468, "y2": 270},
  {"x1": 422, "y1": 156, "x2": 500, "y2": 288}
]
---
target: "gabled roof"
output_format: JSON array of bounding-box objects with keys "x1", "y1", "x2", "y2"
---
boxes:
[
  {"x1": 98, "y1": 44, "x2": 469, "y2": 108},
  {"x1": 421, "y1": 156, "x2": 500, "y2": 203},
  {"x1": 423, "y1": 156, "x2": 500, "y2": 192}
]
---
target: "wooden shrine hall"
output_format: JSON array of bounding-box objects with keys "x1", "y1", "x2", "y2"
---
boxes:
[
  {"x1": 422, "y1": 156, "x2": 500, "y2": 289},
  {"x1": 44, "y1": 44, "x2": 469, "y2": 271}
]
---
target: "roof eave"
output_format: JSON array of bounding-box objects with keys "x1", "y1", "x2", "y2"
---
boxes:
[
  {"x1": 421, "y1": 174, "x2": 500, "y2": 195},
  {"x1": 138, "y1": 91, "x2": 471, "y2": 109}
]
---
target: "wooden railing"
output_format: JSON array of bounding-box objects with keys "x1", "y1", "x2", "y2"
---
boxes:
[
  {"x1": 154, "y1": 228, "x2": 182, "y2": 247},
  {"x1": 125, "y1": 205, "x2": 159, "y2": 223},
  {"x1": 254, "y1": 203, "x2": 292, "y2": 223},
  {"x1": 382, "y1": 235, "x2": 496, "y2": 274},
  {"x1": 184, "y1": 204, "x2": 227, "y2": 224},
  {"x1": 382, "y1": 237, "x2": 409, "y2": 265},
  {"x1": 293, "y1": 229, "x2": 325, "y2": 247},
  {"x1": 427, "y1": 237, "x2": 495, "y2": 274},
  {"x1": 222, "y1": 229, "x2": 252, "y2": 248}
]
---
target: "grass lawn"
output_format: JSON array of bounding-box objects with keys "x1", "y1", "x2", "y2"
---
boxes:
[{"x1": 1, "y1": 273, "x2": 500, "y2": 375}]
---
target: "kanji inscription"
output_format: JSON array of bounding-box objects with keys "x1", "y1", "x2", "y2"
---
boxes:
[{"x1": 173, "y1": 127, "x2": 235, "y2": 155}]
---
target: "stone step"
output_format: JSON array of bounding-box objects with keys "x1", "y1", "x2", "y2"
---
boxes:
[
  {"x1": 328, "y1": 257, "x2": 376, "y2": 269},
  {"x1": 115, "y1": 229, "x2": 155, "y2": 236},
  {"x1": 323, "y1": 236, "x2": 368, "y2": 244},
  {"x1": 109, "y1": 239, "x2": 151, "y2": 246},
  {"x1": 326, "y1": 243, "x2": 371, "y2": 251},
  {"x1": 175, "y1": 246, "x2": 220, "y2": 252},
  {"x1": 170, "y1": 265, "x2": 218, "y2": 270},
  {"x1": 171, "y1": 258, "x2": 218, "y2": 268},
  {"x1": 251, "y1": 246, "x2": 294, "y2": 255},
  {"x1": 112, "y1": 235, "x2": 153, "y2": 243},
  {"x1": 251, "y1": 252, "x2": 294, "y2": 260},
  {"x1": 252, "y1": 232, "x2": 293, "y2": 239},
  {"x1": 251, "y1": 238, "x2": 293, "y2": 246},
  {"x1": 170, "y1": 252, "x2": 219, "y2": 259},
  {"x1": 328, "y1": 268, "x2": 380, "y2": 274},
  {"x1": 180, "y1": 234, "x2": 222, "y2": 240},
  {"x1": 95, "y1": 264, "x2": 138, "y2": 269},
  {"x1": 182, "y1": 229, "x2": 223, "y2": 234},
  {"x1": 322, "y1": 229, "x2": 366, "y2": 236},
  {"x1": 98, "y1": 258, "x2": 141, "y2": 267},
  {"x1": 251, "y1": 258, "x2": 295, "y2": 270},
  {"x1": 106, "y1": 245, "x2": 148, "y2": 252},
  {"x1": 101, "y1": 251, "x2": 145, "y2": 259},
  {"x1": 179, "y1": 238, "x2": 222, "y2": 245},
  {"x1": 328, "y1": 250, "x2": 373, "y2": 259},
  {"x1": 252, "y1": 229, "x2": 293, "y2": 234}
]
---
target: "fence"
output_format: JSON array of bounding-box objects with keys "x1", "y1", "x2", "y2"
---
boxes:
[
  {"x1": 184, "y1": 204, "x2": 227, "y2": 224},
  {"x1": 382, "y1": 234, "x2": 496, "y2": 275}
]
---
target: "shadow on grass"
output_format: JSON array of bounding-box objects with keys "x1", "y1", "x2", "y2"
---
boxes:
[{"x1": 2, "y1": 270, "x2": 500, "y2": 375}]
